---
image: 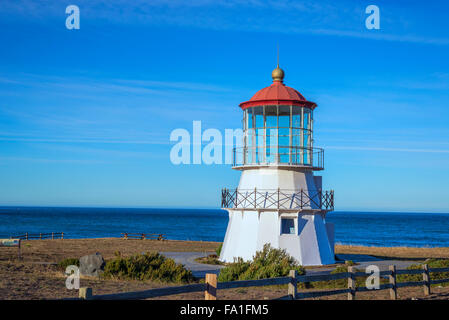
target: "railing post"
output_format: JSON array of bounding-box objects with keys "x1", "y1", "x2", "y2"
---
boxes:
[
  {"x1": 347, "y1": 266, "x2": 356, "y2": 300},
  {"x1": 205, "y1": 273, "x2": 217, "y2": 300},
  {"x1": 52, "y1": 232, "x2": 54, "y2": 240},
  {"x1": 26, "y1": 232, "x2": 28, "y2": 241},
  {"x1": 389, "y1": 265, "x2": 397, "y2": 300},
  {"x1": 300, "y1": 189, "x2": 303, "y2": 209},
  {"x1": 39, "y1": 233, "x2": 42, "y2": 240},
  {"x1": 423, "y1": 264, "x2": 431, "y2": 296},
  {"x1": 288, "y1": 270, "x2": 297, "y2": 299},
  {"x1": 79, "y1": 287, "x2": 92, "y2": 300},
  {"x1": 61, "y1": 232, "x2": 64, "y2": 240},
  {"x1": 254, "y1": 188, "x2": 257, "y2": 209},
  {"x1": 277, "y1": 188, "x2": 280, "y2": 209}
]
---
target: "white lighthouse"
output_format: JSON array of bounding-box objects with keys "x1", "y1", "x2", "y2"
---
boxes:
[{"x1": 220, "y1": 65, "x2": 335, "y2": 266}]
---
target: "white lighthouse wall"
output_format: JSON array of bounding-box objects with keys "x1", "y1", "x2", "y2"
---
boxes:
[
  {"x1": 220, "y1": 211, "x2": 243, "y2": 262},
  {"x1": 325, "y1": 222, "x2": 335, "y2": 257},
  {"x1": 313, "y1": 214, "x2": 335, "y2": 265},
  {"x1": 238, "y1": 168, "x2": 317, "y2": 191},
  {"x1": 220, "y1": 167, "x2": 334, "y2": 266},
  {"x1": 220, "y1": 210, "x2": 259, "y2": 262},
  {"x1": 220, "y1": 210, "x2": 335, "y2": 266},
  {"x1": 279, "y1": 234, "x2": 301, "y2": 261},
  {"x1": 235, "y1": 211, "x2": 259, "y2": 260},
  {"x1": 219, "y1": 211, "x2": 234, "y2": 262},
  {"x1": 257, "y1": 212, "x2": 279, "y2": 250}
]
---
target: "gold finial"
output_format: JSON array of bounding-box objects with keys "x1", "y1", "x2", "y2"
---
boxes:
[{"x1": 272, "y1": 65, "x2": 284, "y2": 82}]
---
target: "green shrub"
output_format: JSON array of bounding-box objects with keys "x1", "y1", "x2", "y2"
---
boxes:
[
  {"x1": 58, "y1": 258, "x2": 79, "y2": 270},
  {"x1": 397, "y1": 259, "x2": 449, "y2": 286},
  {"x1": 216, "y1": 243, "x2": 223, "y2": 257},
  {"x1": 345, "y1": 260, "x2": 356, "y2": 266},
  {"x1": 103, "y1": 252, "x2": 194, "y2": 283},
  {"x1": 217, "y1": 244, "x2": 305, "y2": 282}
]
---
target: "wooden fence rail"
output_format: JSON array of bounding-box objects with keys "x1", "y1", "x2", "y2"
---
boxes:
[
  {"x1": 121, "y1": 233, "x2": 166, "y2": 240},
  {"x1": 76, "y1": 264, "x2": 449, "y2": 300},
  {"x1": 10, "y1": 232, "x2": 64, "y2": 240}
]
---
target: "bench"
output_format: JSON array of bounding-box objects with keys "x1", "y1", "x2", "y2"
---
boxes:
[{"x1": 0, "y1": 239, "x2": 21, "y2": 259}]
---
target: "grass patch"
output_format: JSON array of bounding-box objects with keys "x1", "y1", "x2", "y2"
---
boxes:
[
  {"x1": 57, "y1": 258, "x2": 79, "y2": 271},
  {"x1": 302, "y1": 265, "x2": 388, "y2": 290},
  {"x1": 218, "y1": 244, "x2": 305, "y2": 282},
  {"x1": 397, "y1": 259, "x2": 449, "y2": 287},
  {"x1": 103, "y1": 251, "x2": 194, "y2": 283}
]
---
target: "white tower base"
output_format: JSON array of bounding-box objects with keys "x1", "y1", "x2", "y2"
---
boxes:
[
  {"x1": 220, "y1": 210, "x2": 334, "y2": 266},
  {"x1": 220, "y1": 167, "x2": 335, "y2": 266}
]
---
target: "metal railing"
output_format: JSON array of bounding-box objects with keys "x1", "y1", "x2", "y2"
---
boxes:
[
  {"x1": 221, "y1": 188, "x2": 334, "y2": 211},
  {"x1": 232, "y1": 146, "x2": 324, "y2": 169}
]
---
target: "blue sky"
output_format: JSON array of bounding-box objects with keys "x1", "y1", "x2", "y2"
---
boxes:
[{"x1": 0, "y1": 0, "x2": 449, "y2": 211}]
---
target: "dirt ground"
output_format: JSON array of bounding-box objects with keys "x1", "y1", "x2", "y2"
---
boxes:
[
  {"x1": 335, "y1": 244, "x2": 449, "y2": 260},
  {"x1": 1, "y1": 238, "x2": 449, "y2": 300},
  {"x1": 0, "y1": 238, "x2": 221, "y2": 263}
]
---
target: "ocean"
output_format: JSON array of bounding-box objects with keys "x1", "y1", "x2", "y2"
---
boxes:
[{"x1": 1, "y1": 207, "x2": 449, "y2": 247}]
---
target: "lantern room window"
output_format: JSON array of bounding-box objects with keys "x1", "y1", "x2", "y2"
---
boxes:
[{"x1": 243, "y1": 105, "x2": 313, "y2": 166}]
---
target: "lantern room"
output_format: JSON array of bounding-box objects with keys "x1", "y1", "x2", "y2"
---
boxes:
[{"x1": 234, "y1": 66, "x2": 323, "y2": 169}]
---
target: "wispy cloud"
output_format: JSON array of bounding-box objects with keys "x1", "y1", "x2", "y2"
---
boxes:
[
  {"x1": 327, "y1": 146, "x2": 449, "y2": 154},
  {"x1": 0, "y1": 137, "x2": 169, "y2": 145},
  {"x1": 0, "y1": 156, "x2": 105, "y2": 164},
  {"x1": 1, "y1": 0, "x2": 448, "y2": 46},
  {"x1": 0, "y1": 73, "x2": 231, "y2": 95}
]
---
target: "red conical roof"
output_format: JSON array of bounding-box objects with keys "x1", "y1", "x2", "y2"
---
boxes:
[{"x1": 239, "y1": 68, "x2": 316, "y2": 109}]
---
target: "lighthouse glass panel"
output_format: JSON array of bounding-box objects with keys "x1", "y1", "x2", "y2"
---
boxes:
[
  {"x1": 265, "y1": 106, "x2": 277, "y2": 163},
  {"x1": 303, "y1": 109, "x2": 310, "y2": 165},
  {"x1": 254, "y1": 107, "x2": 264, "y2": 163},
  {"x1": 245, "y1": 108, "x2": 253, "y2": 164},
  {"x1": 278, "y1": 106, "x2": 290, "y2": 163},
  {"x1": 241, "y1": 105, "x2": 313, "y2": 166}
]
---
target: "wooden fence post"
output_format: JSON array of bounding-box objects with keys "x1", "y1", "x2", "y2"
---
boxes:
[
  {"x1": 389, "y1": 265, "x2": 397, "y2": 300},
  {"x1": 79, "y1": 287, "x2": 92, "y2": 300},
  {"x1": 288, "y1": 270, "x2": 298, "y2": 299},
  {"x1": 18, "y1": 240, "x2": 21, "y2": 260},
  {"x1": 205, "y1": 273, "x2": 217, "y2": 300},
  {"x1": 347, "y1": 266, "x2": 356, "y2": 300},
  {"x1": 423, "y1": 264, "x2": 431, "y2": 296}
]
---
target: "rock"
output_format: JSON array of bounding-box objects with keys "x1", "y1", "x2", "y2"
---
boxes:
[{"x1": 79, "y1": 252, "x2": 105, "y2": 277}]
